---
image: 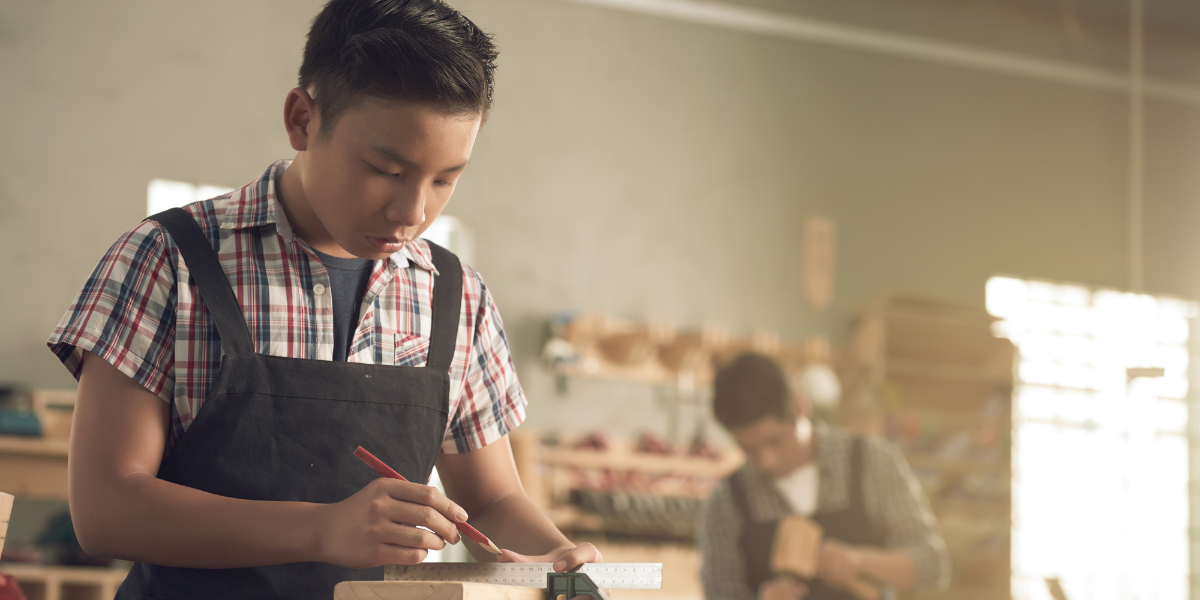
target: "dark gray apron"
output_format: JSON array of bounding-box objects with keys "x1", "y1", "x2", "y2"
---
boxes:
[
  {"x1": 115, "y1": 208, "x2": 460, "y2": 599},
  {"x1": 730, "y1": 436, "x2": 885, "y2": 600}
]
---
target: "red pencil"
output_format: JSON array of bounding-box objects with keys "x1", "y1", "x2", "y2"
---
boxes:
[{"x1": 353, "y1": 446, "x2": 502, "y2": 555}]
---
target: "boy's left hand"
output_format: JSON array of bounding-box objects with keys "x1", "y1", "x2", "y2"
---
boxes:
[
  {"x1": 499, "y1": 544, "x2": 609, "y2": 599},
  {"x1": 497, "y1": 543, "x2": 603, "y2": 572}
]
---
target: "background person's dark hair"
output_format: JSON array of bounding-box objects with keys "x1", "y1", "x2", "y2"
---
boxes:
[
  {"x1": 299, "y1": 0, "x2": 498, "y2": 138},
  {"x1": 712, "y1": 353, "x2": 796, "y2": 430}
]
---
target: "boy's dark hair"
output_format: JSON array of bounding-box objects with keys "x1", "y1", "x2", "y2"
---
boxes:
[
  {"x1": 299, "y1": 0, "x2": 498, "y2": 137},
  {"x1": 712, "y1": 353, "x2": 796, "y2": 430}
]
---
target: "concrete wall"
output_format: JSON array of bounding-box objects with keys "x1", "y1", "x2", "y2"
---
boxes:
[{"x1": 2, "y1": 0, "x2": 1199, "y2": 439}]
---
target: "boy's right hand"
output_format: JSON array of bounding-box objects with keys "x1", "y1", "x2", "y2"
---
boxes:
[{"x1": 315, "y1": 477, "x2": 468, "y2": 568}]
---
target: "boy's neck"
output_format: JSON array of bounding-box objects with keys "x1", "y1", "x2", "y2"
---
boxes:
[
  {"x1": 777, "y1": 418, "x2": 818, "y2": 479},
  {"x1": 277, "y1": 157, "x2": 355, "y2": 258}
]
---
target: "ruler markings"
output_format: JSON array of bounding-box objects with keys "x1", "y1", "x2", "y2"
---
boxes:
[{"x1": 385, "y1": 563, "x2": 662, "y2": 589}]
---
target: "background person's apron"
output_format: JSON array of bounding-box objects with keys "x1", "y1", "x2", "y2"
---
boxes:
[
  {"x1": 115, "y1": 208, "x2": 461, "y2": 600},
  {"x1": 731, "y1": 437, "x2": 886, "y2": 600}
]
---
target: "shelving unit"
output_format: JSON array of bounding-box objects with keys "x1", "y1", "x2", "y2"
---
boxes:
[
  {"x1": 838, "y1": 294, "x2": 1014, "y2": 600},
  {"x1": 511, "y1": 432, "x2": 739, "y2": 600},
  {"x1": 511, "y1": 431, "x2": 743, "y2": 536},
  {"x1": 0, "y1": 390, "x2": 131, "y2": 600},
  {"x1": 0, "y1": 564, "x2": 127, "y2": 600},
  {"x1": 543, "y1": 314, "x2": 810, "y2": 389}
]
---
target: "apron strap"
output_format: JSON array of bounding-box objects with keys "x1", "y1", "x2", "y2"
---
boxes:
[
  {"x1": 424, "y1": 241, "x2": 463, "y2": 374},
  {"x1": 849, "y1": 437, "x2": 871, "y2": 527},
  {"x1": 148, "y1": 208, "x2": 256, "y2": 358}
]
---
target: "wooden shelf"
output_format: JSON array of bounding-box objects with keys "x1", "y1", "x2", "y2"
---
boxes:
[
  {"x1": 0, "y1": 436, "x2": 69, "y2": 458},
  {"x1": 538, "y1": 445, "x2": 742, "y2": 479},
  {"x1": 840, "y1": 295, "x2": 1013, "y2": 600},
  {"x1": 906, "y1": 454, "x2": 1009, "y2": 474},
  {"x1": 0, "y1": 436, "x2": 70, "y2": 500},
  {"x1": 552, "y1": 361, "x2": 695, "y2": 389},
  {"x1": 887, "y1": 358, "x2": 1012, "y2": 386},
  {"x1": 1, "y1": 564, "x2": 127, "y2": 600}
]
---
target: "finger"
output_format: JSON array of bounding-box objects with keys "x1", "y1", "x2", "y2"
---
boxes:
[
  {"x1": 498, "y1": 549, "x2": 533, "y2": 563},
  {"x1": 377, "y1": 490, "x2": 462, "y2": 544},
  {"x1": 374, "y1": 522, "x2": 447, "y2": 552},
  {"x1": 378, "y1": 544, "x2": 429, "y2": 566},
  {"x1": 553, "y1": 543, "x2": 603, "y2": 572},
  {"x1": 382, "y1": 479, "x2": 469, "y2": 523}
]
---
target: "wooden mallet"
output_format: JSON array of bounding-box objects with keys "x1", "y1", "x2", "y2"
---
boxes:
[{"x1": 769, "y1": 515, "x2": 880, "y2": 600}]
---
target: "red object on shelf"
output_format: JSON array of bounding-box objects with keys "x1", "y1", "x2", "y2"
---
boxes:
[
  {"x1": 636, "y1": 432, "x2": 673, "y2": 455},
  {"x1": 573, "y1": 432, "x2": 610, "y2": 451},
  {"x1": 352, "y1": 446, "x2": 501, "y2": 555},
  {"x1": 0, "y1": 575, "x2": 28, "y2": 600}
]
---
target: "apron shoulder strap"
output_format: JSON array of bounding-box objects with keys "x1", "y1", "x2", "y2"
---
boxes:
[
  {"x1": 849, "y1": 436, "x2": 870, "y2": 521},
  {"x1": 148, "y1": 208, "x2": 255, "y2": 358},
  {"x1": 424, "y1": 241, "x2": 463, "y2": 374},
  {"x1": 728, "y1": 468, "x2": 753, "y2": 521}
]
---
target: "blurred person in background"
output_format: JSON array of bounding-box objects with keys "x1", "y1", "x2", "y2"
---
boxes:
[{"x1": 697, "y1": 353, "x2": 949, "y2": 600}]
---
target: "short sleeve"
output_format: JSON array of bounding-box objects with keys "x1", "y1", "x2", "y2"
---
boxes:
[
  {"x1": 441, "y1": 268, "x2": 527, "y2": 453},
  {"x1": 865, "y1": 439, "x2": 952, "y2": 591},
  {"x1": 47, "y1": 220, "x2": 177, "y2": 403}
]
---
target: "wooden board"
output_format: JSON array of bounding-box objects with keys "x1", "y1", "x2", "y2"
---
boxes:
[
  {"x1": 334, "y1": 581, "x2": 544, "y2": 600},
  {"x1": 769, "y1": 515, "x2": 822, "y2": 578}
]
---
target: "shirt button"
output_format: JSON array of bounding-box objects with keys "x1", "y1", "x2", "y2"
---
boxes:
[{"x1": 313, "y1": 284, "x2": 326, "y2": 295}]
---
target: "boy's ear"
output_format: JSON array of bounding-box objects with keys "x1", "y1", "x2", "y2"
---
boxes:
[{"x1": 283, "y1": 87, "x2": 318, "y2": 152}]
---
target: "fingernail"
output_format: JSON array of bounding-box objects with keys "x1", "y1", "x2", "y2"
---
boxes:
[
  {"x1": 454, "y1": 507, "x2": 468, "y2": 522},
  {"x1": 553, "y1": 560, "x2": 565, "y2": 571}
]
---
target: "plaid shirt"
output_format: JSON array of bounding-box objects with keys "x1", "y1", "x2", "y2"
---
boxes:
[
  {"x1": 696, "y1": 421, "x2": 950, "y2": 599},
  {"x1": 48, "y1": 160, "x2": 526, "y2": 454}
]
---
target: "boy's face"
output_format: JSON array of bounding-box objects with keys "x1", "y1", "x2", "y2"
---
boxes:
[
  {"x1": 730, "y1": 416, "x2": 807, "y2": 479},
  {"x1": 297, "y1": 96, "x2": 481, "y2": 260}
]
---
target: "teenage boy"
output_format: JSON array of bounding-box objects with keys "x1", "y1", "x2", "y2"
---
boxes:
[
  {"x1": 697, "y1": 354, "x2": 950, "y2": 600},
  {"x1": 46, "y1": 1, "x2": 599, "y2": 598}
]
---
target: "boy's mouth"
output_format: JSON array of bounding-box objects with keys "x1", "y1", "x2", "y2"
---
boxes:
[{"x1": 366, "y1": 236, "x2": 406, "y2": 254}]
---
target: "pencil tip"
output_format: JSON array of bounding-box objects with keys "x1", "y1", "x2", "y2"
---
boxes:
[{"x1": 486, "y1": 540, "x2": 502, "y2": 555}]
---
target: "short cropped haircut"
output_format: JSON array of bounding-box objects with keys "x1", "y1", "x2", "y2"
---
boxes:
[
  {"x1": 712, "y1": 353, "x2": 796, "y2": 430},
  {"x1": 299, "y1": 0, "x2": 498, "y2": 137}
]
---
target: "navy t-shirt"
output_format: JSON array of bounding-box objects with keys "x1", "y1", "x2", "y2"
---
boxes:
[{"x1": 311, "y1": 249, "x2": 374, "y2": 362}]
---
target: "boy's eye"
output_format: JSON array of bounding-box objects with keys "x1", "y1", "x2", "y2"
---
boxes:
[
  {"x1": 434, "y1": 179, "x2": 451, "y2": 187},
  {"x1": 368, "y1": 162, "x2": 399, "y2": 177}
]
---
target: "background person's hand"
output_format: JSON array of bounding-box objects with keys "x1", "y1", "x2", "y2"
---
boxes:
[
  {"x1": 758, "y1": 577, "x2": 808, "y2": 600},
  {"x1": 315, "y1": 477, "x2": 467, "y2": 568},
  {"x1": 816, "y1": 539, "x2": 863, "y2": 590}
]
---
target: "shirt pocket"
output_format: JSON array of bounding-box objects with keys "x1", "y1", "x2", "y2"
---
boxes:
[{"x1": 394, "y1": 334, "x2": 430, "y2": 368}]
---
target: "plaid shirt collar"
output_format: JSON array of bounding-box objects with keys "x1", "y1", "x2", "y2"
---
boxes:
[{"x1": 217, "y1": 159, "x2": 439, "y2": 274}]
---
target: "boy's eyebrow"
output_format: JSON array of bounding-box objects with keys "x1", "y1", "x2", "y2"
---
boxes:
[{"x1": 369, "y1": 145, "x2": 469, "y2": 173}]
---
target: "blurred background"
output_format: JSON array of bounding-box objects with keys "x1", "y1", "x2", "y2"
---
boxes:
[{"x1": 2, "y1": 0, "x2": 1199, "y2": 599}]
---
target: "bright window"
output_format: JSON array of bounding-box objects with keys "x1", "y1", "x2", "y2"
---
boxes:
[
  {"x1": 987, "y1": 276, "x2": 1195, "y2": 600},
  {"x1": 147, "y1": 179, "x2": 234, "y2": 216},
  {"x1": 420, "y1": 215, "x2": 474, "y2": 266}
]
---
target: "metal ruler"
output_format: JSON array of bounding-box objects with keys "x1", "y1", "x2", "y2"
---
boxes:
[{"x1": 385, "y1": 563, "x2": 662, "y2": 589}]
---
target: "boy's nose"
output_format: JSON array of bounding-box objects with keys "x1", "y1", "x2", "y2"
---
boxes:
[{"x1": 385, "y1": 185, "x2": 427, "y2": 227}]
